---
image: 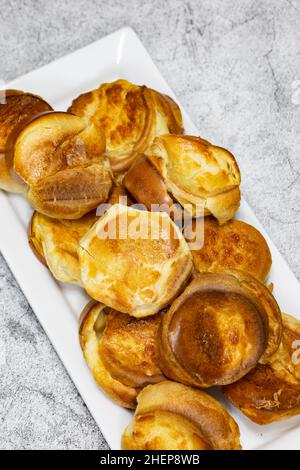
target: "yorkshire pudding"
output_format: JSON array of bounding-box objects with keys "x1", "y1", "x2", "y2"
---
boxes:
[
  {"x1": 158, "y1": 272, "x2": 270, "y2": 387},
  {"x1": 68, "y1": 79, "x2": 183, "y2": 173},
  {"x1": 226, "y1": 269, "x2": 282, "y2": 363},
  {"x1": 190, "y1": 217, "x2": 272, "y2": 282},
  {"x1": 8, "y1": 111, "x2": 112, "y2": 219},
  {"x1": 0, "y1": 90, "x2": 52, "y2": 193},
  {"x1": 78, "y1": 204, "x2": 193, "y2": 317},
  {"x1": 122, "y1": 381, "x2": 242, "y2": 450},
  {"x1": 100, "y1": 308, "x2": 165, "y2": 388},
  {"x1": 223, "y1": 313, "x2": 300, "y2": 425},
  {"x1": 29, "y1": 210, "x2": 98, "y2": 284},
  {"x1": 124, "y1": 135, "x2": 241, "y2": 224},
  {"x1": 79, "y1": 301, "x2": 138, "y2": 409}
]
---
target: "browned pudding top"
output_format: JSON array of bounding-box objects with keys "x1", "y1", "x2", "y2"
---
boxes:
[
  {"x1": 0, "y1": 90, "x2": 52, "y2": 152},
  {"x1": 169, "y1": 289, "x2": 267, "y2": 386},
  {"x1": 100, "y1": 310, "x2": 165, "y2": 388}
]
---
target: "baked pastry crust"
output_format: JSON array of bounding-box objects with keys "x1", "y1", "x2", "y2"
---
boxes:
[
  {"x1": 79, "y1": 301, "x2": 138, "y2": 409},
  {"x1": 223, "y1": 313, "x2": 300, "y2": 425},
  {"x1": 190, "y1": 217, "x2": 272, "y2": 282},
  {"x1": 0, "y1": 90, "x2": 52, "y2": 193},
  {"x1": 68, "y1": 79, "x2": 183, "y2": 173},
  {"x1": 100, "y1": 309, "x2": 165, "y2": 388},
  {"x1": 8, "y1": 111, "x2": 112, "y2": 219},
  {"x1": 158, "y1": 272, "x2": 270, "y2": 387},
  {"x1": 29, "y1": 210, "x2": 98, "y2": 285},
  {"x1": 122, "y1": 381, "x2": 242, "y2": 450},
  {"x1": 78, "y1": 204, "x2": 193, "y2": 317},
  {"x1": 124, "y1": 135, "x2": 241, "y2": 224},
  {"x1": 226, "y1": 269, "x2": 282, "y2": 363}
]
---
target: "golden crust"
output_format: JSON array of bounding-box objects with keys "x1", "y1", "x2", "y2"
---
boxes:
[
  {"x1": 226, "y1": 269, "x2": 282, "y2": 362},
  {"x1": 29, "y1": 210, "x2": 98, "y2": 284},
  {"x1": 68, "y1": 79, "x2": 183, "y2": 173},
  {"x1": 106, "y1": 183, "x2": 134, "y2": 206},
  {"x1": 0, "y1": 90, "x2": 52, "y2": 193},
  {"x1": 158, "y1": 272, "x2": 270, "y2": 387},
  {"x1": 100, "y1": 310, "x2": 165, "y2": 388},
  {"x1": 9, "y1": 111, "x2": 112, "y2": 219},
  {"x1": 124, "y1": 155, "x2": 174, "y2": 209},
  {"x1": 125, "y1": 135, "x2": 241, "y2": 223},
  {"x1": 79, "y1": 301, "x2": 138, "y2": 409},
  {"x1": 78, "y1": 204, "x2": 193, "y2": 317},
  {"x1": 191, "y1": 217, "x2": 272, "y2": 282},
  {"x1": 122, "y1": 381, "x2": 242, "y2": 450},
  {"x1": 223, "y1": 313, "x2": 300, "y2": 425}
]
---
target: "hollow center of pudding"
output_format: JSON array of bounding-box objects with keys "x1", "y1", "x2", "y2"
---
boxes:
[{"x1": 169, "y1": 290, "x2": 266, "y2": 385}]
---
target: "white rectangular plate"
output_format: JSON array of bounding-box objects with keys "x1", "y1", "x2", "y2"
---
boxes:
[{"x1": 1, "y1": 27, "x2": 300, "y2": 450}]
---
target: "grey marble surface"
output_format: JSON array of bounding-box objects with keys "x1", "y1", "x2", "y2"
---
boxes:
[{"x1": 0, "y1": 0, "x2": 299, "y2": 450}]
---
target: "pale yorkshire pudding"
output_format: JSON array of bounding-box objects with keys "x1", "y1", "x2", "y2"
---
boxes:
[
  {"x1": 7, "y1": 111, "x2": 112, "y2": 219},
  {"x1": 78, "y1": 204, "x2": 193, "y2": 317},
  {"x1": 122, "y1": 381, "x2": 242, "y2": 450},
  {"x1": 226, "y1": 269, "x2": 282, "y2": 363},
  {"x1": 223, "y1": 313, "x2": 300, "y2": 425},
  {"x1": 28, "y1": 210, "x2": 98, "y2": 285},
  {"x1": 0, "y1": 90, "x2": 52, "y2": 193},
  {"x1": 100, "y1": 308, "x2": 165, "y2": 388},
  {"x1": 190, "y1": 217, "x2": 272, "y2": 282},
  {"x1": 124, "y1": 135, "x2": 241, "y2": 224},
  {"x1": 158, "y1": 272, "x2": 270, "y2": 388},
  {"x1": 68, "y1": 79, "x2": 183, "y2": 173},
  {"x1": 79, "y1": 301, "x2": 138, "y2": 409}
]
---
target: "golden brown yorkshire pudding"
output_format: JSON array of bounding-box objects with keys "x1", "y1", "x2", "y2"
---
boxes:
[
  {"x1": 79, "y1": 301, "x2": 138, "y2": 409},
  {"x1": 124, "y1": 135, "x2": 241, "y2": 224},
  {"x1": 100, "y1": 308, "x2": 165, "y2": 388},
  {"x1": 158, "y1": 272, "x2": 269, "y2": 388},
  {"x1": 0, "y1": 90, "x2": 52, "y2": 193},
  {"x1": 78, "y1": 204, "x2": 193, "y2": 317},
  {"x1": 122, "y1": 381, "x2": 242, "y2": 450},
  {"x1": 68, "y1": 79, "x2": 183, "y2": 173},
  {"x1": 223, "y1": 313, "x2": 300, "y2": 425},
  {"x1": 225, "y1": 269, "x2": 282, "y2": 363},
  {"x1": 190, "y1": 217, "x2": 272, "y2": 282},
  {"x1": 28, "y1": 210, "x2": 98, "y2": 285},
  {"x1": 8, "y1": 111, "x2": 112, "y2": 219}
]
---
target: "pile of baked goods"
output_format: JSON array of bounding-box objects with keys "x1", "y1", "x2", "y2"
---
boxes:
[{"x1": 1, "y1": 80, "x2": 299, "y2": 450}]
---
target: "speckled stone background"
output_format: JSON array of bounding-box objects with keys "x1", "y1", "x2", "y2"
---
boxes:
[{"x1": 0, "y1": 0, "x2": 300, "y2": 450}]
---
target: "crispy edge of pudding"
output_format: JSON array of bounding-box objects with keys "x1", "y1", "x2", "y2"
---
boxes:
[
  {"x1": 226, "y1": 269, "x2": 282, "y2": 362},
  {"x1": 79, "y1": 300, "x2": 138, "y2": 409},
  {"x1": 28, "y1": 210, "x2": 98, "y2": 284},
  {"x1": 122, "y1": 381, "x2": 242, "y2": 450},
  {"x1": 0, "y1": 89, "x2": 52, "y2": 193},
  {"x1": 100, "y1": 309, "x2": 165, "y2": 388}
]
